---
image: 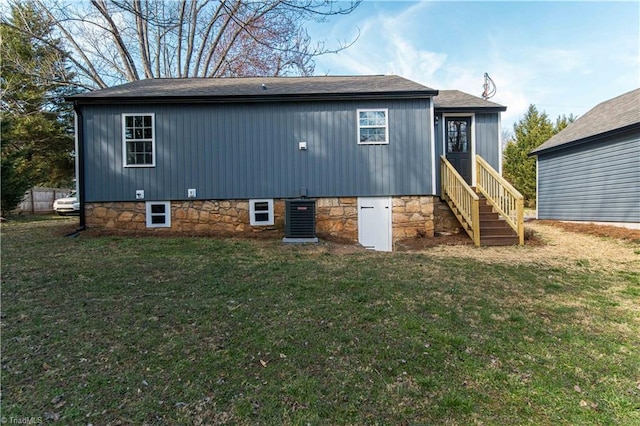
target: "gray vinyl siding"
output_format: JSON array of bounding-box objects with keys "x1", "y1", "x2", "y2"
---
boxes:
[
  {"x1": 433, "y1": 111, "x2": 502, "y2": 194},
  {"x1": 434, "y1": 114, "x2": 443, "y2": 172},
  {"x1": 537, "y1": 132, "x2": 640, "y2": 223},
  {"x1": 474, "y1": 113, "x2": 501, "y2": 169},
  {"x1": 81, "y1": 99, "x2": 433, "y2": 202}
]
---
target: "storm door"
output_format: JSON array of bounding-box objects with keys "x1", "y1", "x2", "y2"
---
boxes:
[{"x1": 445, "y1": 117, "x2": 472, "y2": 184}]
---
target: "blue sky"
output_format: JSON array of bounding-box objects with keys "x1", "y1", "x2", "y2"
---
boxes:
[{"x1": 309, "y1": 1, "x2": 639, "y2": 132}]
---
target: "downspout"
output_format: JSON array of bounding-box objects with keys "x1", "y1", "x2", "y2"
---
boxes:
[{"x1": 73, "y1": 102, "x2": 86, "y2": 231}]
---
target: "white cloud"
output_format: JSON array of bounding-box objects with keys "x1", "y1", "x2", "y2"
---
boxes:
[
  {"x1": 385, "y1": 34, "x2": 447, "y2": 83},
  {"x1": 313, "y1": 1, "x2": 639, "y2": 131},
  {"x1": 314, "y1": 2, "x2": 446, "y2": 84}
]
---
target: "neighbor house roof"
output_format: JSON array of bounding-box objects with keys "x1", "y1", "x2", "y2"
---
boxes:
[
  {"x1": 67, "y1": 75, "x2": 438, "y2": 104},
  {"x1": 434, "y1": 89, "x2": 507, "y2": 112},
  {"x1": 530, "y1": 88, "x2": 640, "y2": 155}
]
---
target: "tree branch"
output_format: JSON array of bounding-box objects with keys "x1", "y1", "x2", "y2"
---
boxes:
[
  {"x1": 90, "y1": 0, "x2": 139, "y2": 81},
  {"x1": 132, "y1": 0, "x2": 153, "y2": 79},
  {"x1": 193, "y1": 0, "x2": 224, "y2": 76},
  {"x1": 13, "y1": 0, "x2": 362, "y2": 86}
]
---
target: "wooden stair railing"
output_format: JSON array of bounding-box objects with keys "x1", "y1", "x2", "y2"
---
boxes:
[
  {"x1": 441, "y1": 155, "x2": 525, "y2": 247},
  {"x1": 478, "y1": 196, "x2": 520, "y2": 246},
  {"x1": 440, "y1": 156, "x2": 481, "y2": 247},
  {"x1": 475, "y1": 155, "x2": 525, "y2": 246}
]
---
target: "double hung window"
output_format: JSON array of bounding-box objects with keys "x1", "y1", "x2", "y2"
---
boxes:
[
  {"x1": 357, "y1": 109, "x2": 389, "y2": 145},
  {"x1": 123, "y1": 113, "x2": 155, "y2": 167}
]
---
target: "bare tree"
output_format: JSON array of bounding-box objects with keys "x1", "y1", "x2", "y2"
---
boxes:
[{"x1": 2, "y1": 0, "x2": 359, "y2": 89}]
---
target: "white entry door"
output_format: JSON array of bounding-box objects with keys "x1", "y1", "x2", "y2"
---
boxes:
[{"x1": 358, "y1": 197, "x2": 392, "y2": 252}]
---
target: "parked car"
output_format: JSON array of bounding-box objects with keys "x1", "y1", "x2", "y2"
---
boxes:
[{"x1": 53, "y1": 192, "x2": 79, "y2": 215}]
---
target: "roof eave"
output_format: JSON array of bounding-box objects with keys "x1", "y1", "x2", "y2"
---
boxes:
[
  {"x1": 66, "y1": 90, "x2": 439, "y2": 104},
  {"x1": 529, "y1": 122, "x2": 640, "y2": 156},
  {"x1": 435, "y1": 106, "x2": 507, "y2": 113}
]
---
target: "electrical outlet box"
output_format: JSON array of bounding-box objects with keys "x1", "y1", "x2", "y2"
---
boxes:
[
  {"x1": 135, "y1": 190, "x2": 145, "y2": 199},
  {"x1": 188, "y1": 188, "x2": 196, "y2": 198},
  {"x1": 298, "y1": 141, "x2": 307, "y2": 150}
]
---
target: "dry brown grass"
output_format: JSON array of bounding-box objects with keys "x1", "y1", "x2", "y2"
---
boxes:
[
  {"x1": 538, "y1": 220, "x2": 640, "y2": 243},
  {"x1": 421, "y1": 221, "x2": 640, "y2": 274}
]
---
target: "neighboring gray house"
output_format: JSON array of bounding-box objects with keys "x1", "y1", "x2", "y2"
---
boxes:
[
  {"x1": 68, "y1": 75, "x2": 507, "y2": 250},
  {"x1": 530, "y1": 88, "x2": 640, "y2": 228}
]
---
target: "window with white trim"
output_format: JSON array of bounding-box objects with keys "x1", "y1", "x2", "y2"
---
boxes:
[
  {"x1": 146, "y1": 201, "x2": 171, "y2": 228},
  {"x1": 357, "y1": 109, "x2": 389, "y2": 145},
  {"x1": 123, "y1": 113, "x2": 155, "y2": 166},
  {"x1": 249, "y1": 199, "x2": 274, "y2": 226}
]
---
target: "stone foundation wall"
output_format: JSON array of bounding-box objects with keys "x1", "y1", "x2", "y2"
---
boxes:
[
  {"x1": 433, "y1": 198, "x2": 463, "y2": 234},
  {"x1": 173, "y1": 200, "x2": 249, "y2": 233},
  {"x1": 392, "y1": 196, "x2": 435, "y2": 241},
  {"x1": 85, "y1": 201, "x2": 284, "y2": 235},
  {"x1": 86, "y1": 195, "x2": 458, "y2": 244},
  {"x1": 315, "y1": 197, "x2": 358, "y2": 242},
  {"x1": 86, "y1": 202, "x2": 145, "y2": 231}
]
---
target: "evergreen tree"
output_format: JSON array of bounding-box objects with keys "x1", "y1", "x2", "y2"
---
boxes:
[
  {"x1": 1, "y1": 152, "x2": 32, "y2": 216},
  {"x1": 1, "y1": 2, "x2": 76, "y2": 215},
  {"x1": 555, "y1": 113, "x2": 577, "y2": 133},
  {"x1": 503, "y1": 105, "x2": 555, "y2": 207}
]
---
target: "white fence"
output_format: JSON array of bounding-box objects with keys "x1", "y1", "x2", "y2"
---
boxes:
[{"x1": 18, "y1": 187, "x2": 73, "y2": 214}]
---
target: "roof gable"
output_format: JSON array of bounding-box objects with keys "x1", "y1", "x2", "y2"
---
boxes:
[{"x1": 531, "y1": 88, "x2": 640, "y2": 155}]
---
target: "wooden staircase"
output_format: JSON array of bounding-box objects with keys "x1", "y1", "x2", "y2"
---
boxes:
[
  {"x1": 441, "y1": 155, "x2": 524, "y2": 247},
  {"x1": 478, "y1": 195, "x2": 519, "y2": 246}
]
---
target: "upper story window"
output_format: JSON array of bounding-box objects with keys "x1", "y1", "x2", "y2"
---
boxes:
[
  {"x1": 357, "y1": 109, "x2": 389, "y2": 145},
  {"x1": 123, "y1": 113, "x2": 155, "y2": 167}
]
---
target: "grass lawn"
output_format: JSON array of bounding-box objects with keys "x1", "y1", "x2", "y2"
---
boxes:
[{"x1": 1, "y1": 217, "x2": 639, "y2": 425}]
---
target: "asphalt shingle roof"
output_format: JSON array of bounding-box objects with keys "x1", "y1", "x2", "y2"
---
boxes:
[
  {"x1": 68, "y1": 75, "x2": 508, "y2": 111},
  {"x1": 68, "y1": 75, "x2": 437, "y2": 101},
  {"x1": 531, "y1": 88, "x2": 640, "y2": 155},
  {"x1": 434, "y1": 89, "x2": 506, "y2": 111}
]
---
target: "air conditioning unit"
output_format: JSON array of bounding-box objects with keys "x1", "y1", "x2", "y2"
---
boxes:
[{"x1": 283, "y1": 198, "x2": 318, "y2": 243}]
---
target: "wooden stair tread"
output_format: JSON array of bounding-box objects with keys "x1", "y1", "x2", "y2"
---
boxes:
[
  {"x1": 442, "y1": 185, "x2": 522, "y2": 247},
  {"x1": 475, "y1": 197, "x2": 518, "y2": 245},
  {"x1": 480, "y1": 236, "x2": 519, "y2": 246}
]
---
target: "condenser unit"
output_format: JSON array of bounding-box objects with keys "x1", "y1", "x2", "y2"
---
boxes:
[{"x1": 283, "y1": 198, "x2": 318, "y2": 243}]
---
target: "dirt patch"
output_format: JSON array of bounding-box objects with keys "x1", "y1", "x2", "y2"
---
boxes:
[
  {"x1": 78, "y1": 226, "x2": 285, "y2": 240},
  {"x1": 394, "y1": 228, "x2": 548, "y2": 251},
  {"x1": 395, "y1": 232, "x2": 473, "y2": 250}
]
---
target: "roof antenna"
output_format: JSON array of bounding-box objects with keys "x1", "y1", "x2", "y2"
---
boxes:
[{"x1": 481, "y1": 72, "x2": 496, "y2": 100}]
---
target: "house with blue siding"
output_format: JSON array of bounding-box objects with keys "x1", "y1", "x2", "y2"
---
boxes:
[
  {"x1": 68, "y1": 75, "x2": 508, "y2": 250},
  {"x1": 530, "y1": 88, "x2": 640, "y2": 229}
]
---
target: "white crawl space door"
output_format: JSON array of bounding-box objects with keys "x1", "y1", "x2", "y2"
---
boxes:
[{"x1": 357, "y1": 197, "x2": 392, "y2": 252}]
